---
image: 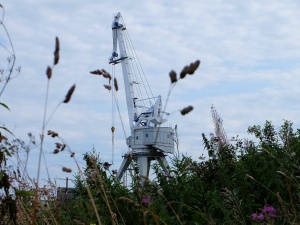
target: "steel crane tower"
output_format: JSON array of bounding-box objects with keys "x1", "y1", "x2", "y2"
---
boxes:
[{"x1": 109, "y1": 12, "x2": 175, "y2": 181}]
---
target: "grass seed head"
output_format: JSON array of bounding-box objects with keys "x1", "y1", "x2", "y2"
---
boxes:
[
  {"x1": 180, "y1": 105, "x2": 194, "y2": 115},
  {"x1": 70, "y1": 152, "x2": 75, "y2": 157},
  {"x1": 191, "y1": 60, "x2": 200, "y2": 71},
  {"x1": 186, "y1": 64, "x2": 195, "y2": 75},
  {"x1": 102, "y1": 72, "x2": 112, "y2": 82},
  {"x1": 180, "y1": 60, "x2": 201, "y2": 78},
  {"x1": 90, "y1": 69, "x2": 103, "y2": 75},
  {"x1": 180, "y1": 66, "x2": 189, "y2": 79},
  {"x1": 104, "y1": 84, "x2": 112, "y2": 91},
  {"x1": 55, "y1": 142, "x2": 62, "y2": 148},
  {"x1": 187, "y1": 60, "x2": 201, "y2": 75},
  {"x1": 53, "y1": 149, "x2": 59, "y2": 154},
  {"x1": 47, "y1": 130, "x2": 58, "y2": 138},
  {"x1": 61, "y1": 144, "x2": 66, "y2": 151},
  {"x1": 63, "y1": 84, "x2": 76, "y2": 103},
  {"x1": 114, "y1": 78, "x2": 118, "y2": 91},
  {"x1": 101, "y1": 69, "x2": 108, "y2": 74},
  {"x1": 169, "y1": 70, "x2": 177, "y2": 83},
  {"x1": 62, "y1": 167, "x2": 72, "y2": 173},
  {"x1": 103, "y1": 162, "x2": 112, "y2": 170},
  {"x1": 54, "y1": 37, "x2": 60, "y2": 65},
  {"x1": 46, "y1": 66, "x2": 52, "y2": 79}
]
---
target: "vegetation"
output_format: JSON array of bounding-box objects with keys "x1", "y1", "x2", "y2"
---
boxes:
[
  {"x1": 58, "y1": 120, "x2": 300, "y2": 225},
  {"x1": 1, "y1": 4, "x2": 300, "y2": 225}
]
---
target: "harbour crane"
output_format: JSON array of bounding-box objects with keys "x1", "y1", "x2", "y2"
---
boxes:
[{"x1": 108, "y1": 12, "x2": 175, "y2": 181}]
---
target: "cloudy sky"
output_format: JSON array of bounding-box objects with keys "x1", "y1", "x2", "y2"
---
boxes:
[{"x1": 1, "y1": 1, "x2": 299, "y2": 187}]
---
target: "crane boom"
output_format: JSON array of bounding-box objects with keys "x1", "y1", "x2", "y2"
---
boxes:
[{"x1": 110, "y1": 12, "x2": 137, "y2": 128}]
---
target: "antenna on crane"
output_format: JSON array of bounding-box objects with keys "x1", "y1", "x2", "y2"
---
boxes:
[
  {"x1": 211, "y1": 104, "x2": 228, "y2": 150},
  {"x1": 108, "y1": 12, "x2": 175, "y2": 181}
]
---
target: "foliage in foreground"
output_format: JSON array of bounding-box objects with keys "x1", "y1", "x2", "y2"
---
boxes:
[{"x1": 57, "y1": 120, "x2": 300, "y2": 225}]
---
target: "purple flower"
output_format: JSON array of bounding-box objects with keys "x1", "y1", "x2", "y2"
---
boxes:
[
  {"x1": 252, "y1": 212, "x2": 264, "y2": 221},
  {"x1": 262, "y1": 205, "x2": 276, "y2": 218},
  {"x1": 142, "y1": 198, "x2": 151, "y2": 204},
  {"x1": 164, "y1": 171, "x2": 171, "y2": 177},
  {"x1": 252, "y1": 213, "x2": 258, "y2": 220},
  {"x1": 257, "y1": 213, "x2": 264, "y2": 220}
]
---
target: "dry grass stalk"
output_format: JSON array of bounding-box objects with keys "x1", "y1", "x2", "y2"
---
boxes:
[
  {"x1": 63, "y1": 84, "x2": 76, "y2": 103},
  {"x1": 73, "y1": 219, "x2": 85, "y2": 225},
  {"x1": 143, "y1": 210, "x2": 160, "y2": 225},
  {"x1": 86, "y1": 157, "x2": 117, "y2": 224},
  {"x1": 180, "y1": 105, "x2": 193, "y2": 115},
  {"x1": 156, "y1": 189, "x2": 183, "y2": 224},
  {"x1": 119, "y1": 196, "x2": 136, "y2": 204},
  {"x1": 70, "y1": 152, "x2": 75, "y2": 157}
]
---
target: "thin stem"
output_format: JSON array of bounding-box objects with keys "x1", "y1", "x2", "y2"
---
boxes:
[
  {"x1": 44, "y1": 101, "x2": 62, "y2": 127},
  {"x1": 0, "y1": 5, "x2": 16, "y2": 97},
  {"x1": 157, "y1": 189, "x2": 183, "y2": 224},
  {"x1": 73, "y1": 157, "x2": 102, "y2": 225},
  {"x1": 34, "y1": 78, "x2": 50, "y2": 222}
]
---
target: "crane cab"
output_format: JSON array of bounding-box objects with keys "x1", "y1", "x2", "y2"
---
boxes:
[{"x1": 127, "y1": 126, "x2": 175, "y2": 154}]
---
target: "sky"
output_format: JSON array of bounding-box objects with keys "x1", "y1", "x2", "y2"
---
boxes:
[{"x1": 1, "y1": 1, "x2": 299, "y2": 188}]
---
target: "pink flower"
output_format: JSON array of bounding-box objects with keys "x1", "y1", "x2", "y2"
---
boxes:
[
  {"x1": 252, "y1": 212, "x2": 264, "y2": 221},
  {"x1": 252, "y1": 213, "x2": 258, "y2": 220},
  {"x1": 262, "y1": 205, "x2": 276, "y2": 218},
  {"x1": 142, "y1": 198, "x2": 151, "y2": 204},
  {"x1": 257, "y1": 213, "x2": 264, "y2": 220}
]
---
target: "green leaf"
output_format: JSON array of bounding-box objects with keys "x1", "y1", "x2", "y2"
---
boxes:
[
  {"x1": 4, "y1": 148, "x2": 12, "y2": 157},
  {"x1": 0, "y1": 102, "x2": 10, "y2": 111},
  {"x1": 0, "y1": 171, "x2": 5, "y2": 181},
  {"x1": 0, "y1": 126, "x2": 14, "y2": 136},
  {"x1": 15, "y1": 190, "x2": 34, "y2": 197}
]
